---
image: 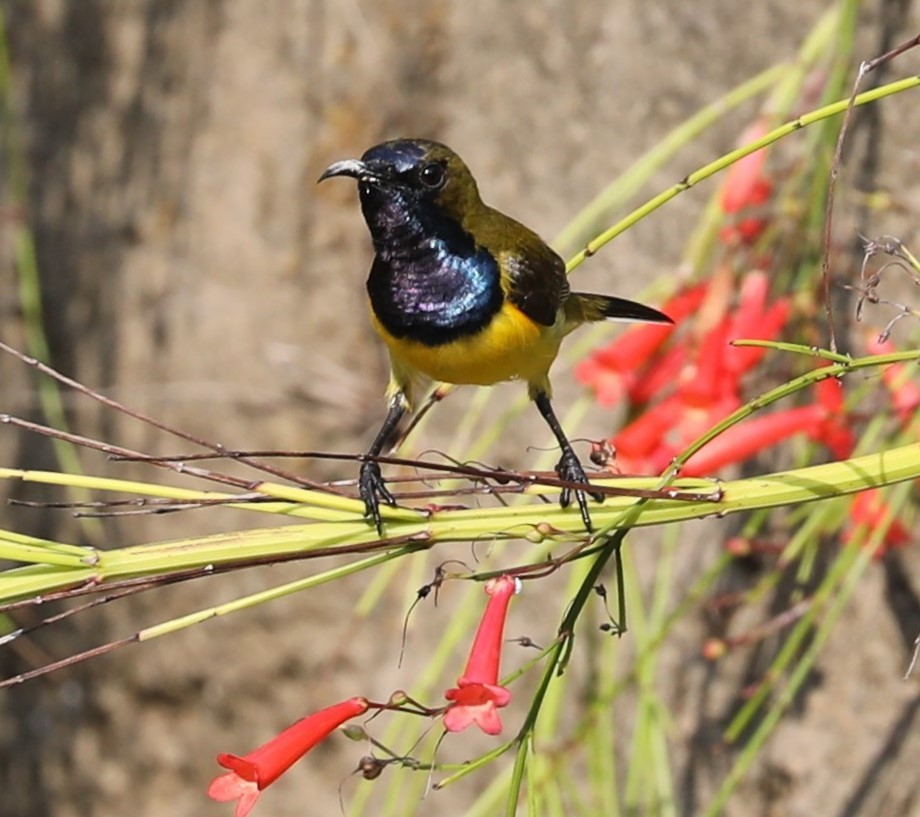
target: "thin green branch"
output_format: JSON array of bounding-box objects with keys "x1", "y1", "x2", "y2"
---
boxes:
[{"x1": 565, "y1": 74, "x2": 920, "y2": 274}]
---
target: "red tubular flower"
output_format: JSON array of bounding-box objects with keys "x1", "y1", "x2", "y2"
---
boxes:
[
  {"x1": 722, "y1": 272, "x2": 791, "y2": 377},
  {"x1": 444, "y1": 575, "x2": 519, "y2": 735},
  {"x1": 724, "y1": 298, "x2": 790, "y2": 376},
  {"x1": 681, "y1": 404, "x2": 826, "y2": 476},
  {"x1": 808, "y1": 378, "x2": 854, "y2": 458},
  {"x1": 845, "y1": 489, "x2": 912, "y2": 558},
  {"x1": 865, "y1": 336, "x2": 920, "y2": 425},
  {"x1": 208, "y1": 697, "x2": 369, "y2": 817},
  {"x1": 613, "y1": 394, "x2": 683, "y2": 461},
  {"x1": 678, "y1": 319, "x2": 733, "y2": 408},
  {"x1": 719, "y1": 119, "x2": 773, "y2": 246},
  {"x1": 681, "y1": 379, "x2": 849, "y2": 477},
  {"x1": 576, "y1": 283, "x2": 704, "y2": 406},
  {"x1": 721, "y1": 150, "x2": 771, "y2": 214}
]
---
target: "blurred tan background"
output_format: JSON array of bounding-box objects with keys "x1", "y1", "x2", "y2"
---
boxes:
[{"x1": 2, "y1": 1, "x2": 920, "y2": 815}]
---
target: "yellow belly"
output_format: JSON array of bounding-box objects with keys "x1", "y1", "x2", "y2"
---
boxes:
[{"x1": 371, "y1": 303, "x2": 561, "y2": 386}]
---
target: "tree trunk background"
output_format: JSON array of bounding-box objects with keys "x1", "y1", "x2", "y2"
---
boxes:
[{"x1": 2, "y1": 1, "x2": 920, "y2": 816}]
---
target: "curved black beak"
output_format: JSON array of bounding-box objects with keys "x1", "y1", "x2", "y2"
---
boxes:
[{"x1": 317, "y1": 159, "x2": 371, "y2": 184}]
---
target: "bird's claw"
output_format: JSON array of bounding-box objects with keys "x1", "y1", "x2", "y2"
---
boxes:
[
  {"x1": 359, "y1": 460, "x2": 396, "y2": 534},
  {"x1": 555, "y1": 449, "x2": 603, "y2": 532}
]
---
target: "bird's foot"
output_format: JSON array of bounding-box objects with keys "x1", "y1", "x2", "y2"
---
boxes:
[
  {"x1": 359, "y1": 460, "x2": 396, "y2": 534},
  {"x1": 555, "y1": 448, "x2": 604, "y2": 532}
]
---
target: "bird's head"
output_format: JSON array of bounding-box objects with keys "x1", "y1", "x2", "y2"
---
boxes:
[{"x1": 319, "y1": 139, "x2": 485, "y2": 246}]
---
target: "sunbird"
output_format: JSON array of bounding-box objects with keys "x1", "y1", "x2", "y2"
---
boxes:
[{"x1": 319, "y1": 138, "x2": 671, "y2": 532}]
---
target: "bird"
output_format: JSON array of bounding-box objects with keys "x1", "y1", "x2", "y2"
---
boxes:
[{"x1": 318, "y1": 138, "x2": 672, "y2": 533}]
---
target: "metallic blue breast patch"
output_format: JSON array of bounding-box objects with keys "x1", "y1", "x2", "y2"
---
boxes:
[
  {"x1": 395, "y1": 242, "x2": 497, "y2": 324},
  {"x1": 367, "y1": 238, "x2": 503, "y2": 346}
]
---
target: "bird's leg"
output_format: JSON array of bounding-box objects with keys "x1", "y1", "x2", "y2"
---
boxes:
[
  {"x1": 360, "y1": 395, "x2": 407, "y2": 533},
  {"x1": 533, "y1": 390, "x2": 603, "y2": 531}
]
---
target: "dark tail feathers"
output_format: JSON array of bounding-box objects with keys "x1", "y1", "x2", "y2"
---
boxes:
[{"x1": 566, "y1": 293, "x2": 673, "y2": 325}]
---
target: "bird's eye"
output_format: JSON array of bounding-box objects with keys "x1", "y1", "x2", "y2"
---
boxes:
[{"x1": 418, "y1": 162, "x2": 446, "y2": 190}]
